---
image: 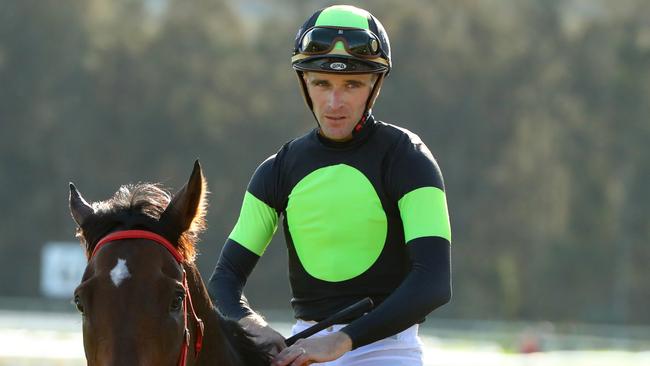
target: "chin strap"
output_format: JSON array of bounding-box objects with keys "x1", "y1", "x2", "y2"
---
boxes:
[
  {"x1": 295, "y1": 71, "x2": 319, "y2": 126},
  {"x1": 352, "y1": 73, "x2": 384, "y2": 136},
  {"x1": 365, "y1": 73, "x2": 385, "y2": 112},
  {"x1": 353, "y1": 113, "x2": 369, "y2": 134}
]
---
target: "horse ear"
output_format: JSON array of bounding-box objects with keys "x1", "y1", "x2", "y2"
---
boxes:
[
  {"x1": 162, "y1": 160, "x2": 207, "y2": 233},
  {"x1": 69, "y1": 183, "x2": 94, "y2": 226}
]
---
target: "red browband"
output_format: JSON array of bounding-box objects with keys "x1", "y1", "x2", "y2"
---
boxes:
[
  {"x1": 93, "y1": 230, "x2": 183, "y2": 263},
  {"x1": 92, "y1": 230, "x2": 203, "y2": 365}
]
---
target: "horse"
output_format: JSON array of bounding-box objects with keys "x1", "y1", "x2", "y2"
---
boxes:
[{"x1": 69, "y1": 161, "x2": 271, "y2": 366}]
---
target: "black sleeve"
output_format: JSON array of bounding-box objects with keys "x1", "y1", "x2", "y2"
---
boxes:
[
  {"x1": 207, "y1": 239, "x2": 261, "y2": 320},
  {"x1": 341, "y1": 237, "x2": 451, "y2": 348},
  {"x1": 207, "y1": 153, "x2": 281, "y2": 319},
  {"x1": 342, "y1": 129, "x2": 452, "y2": 348}
]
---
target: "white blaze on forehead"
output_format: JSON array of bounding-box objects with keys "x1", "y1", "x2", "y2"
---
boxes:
[{"x1": 110, "y1": 258, "x2": 131, "y2": 287}]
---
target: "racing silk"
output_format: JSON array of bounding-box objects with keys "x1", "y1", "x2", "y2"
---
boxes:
[{"x1": 209, "y1": 115, "x2": 452, "y2": 348}]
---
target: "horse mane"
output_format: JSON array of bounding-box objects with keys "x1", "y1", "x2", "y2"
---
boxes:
[{"x1": 76, "y1": 183, "x2": 204, "y2": 262}]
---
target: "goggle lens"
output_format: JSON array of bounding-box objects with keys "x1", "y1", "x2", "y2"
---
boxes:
[{"x1": 299, "y1": 27, "x2": 382, "y2": 59}]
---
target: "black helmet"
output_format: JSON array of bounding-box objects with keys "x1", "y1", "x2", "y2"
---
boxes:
[{"x1": 292, "y1": 5, "x2": 391, "y2": 74}]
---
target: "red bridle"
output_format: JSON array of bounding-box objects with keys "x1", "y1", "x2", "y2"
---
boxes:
[{"x1": 93, "y1": 230, "x2": 204, "y2": 366}]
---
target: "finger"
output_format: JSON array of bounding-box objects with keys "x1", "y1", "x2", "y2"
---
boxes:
[
  {"x1": 272, "y1": 346, "x2": 305, "y2": 366},
  {"x1": 290, "y1": 353, "x2": 312, "y2": 366}
]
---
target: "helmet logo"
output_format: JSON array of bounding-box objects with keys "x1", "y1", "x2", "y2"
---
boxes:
[{"x1": 329, "y1": 62, "x2": 347, "y2": 70}]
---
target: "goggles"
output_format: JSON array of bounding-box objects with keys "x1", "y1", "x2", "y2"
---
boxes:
[{"x1": 296, "y1": 26, "x2": 385, "y2": 60}]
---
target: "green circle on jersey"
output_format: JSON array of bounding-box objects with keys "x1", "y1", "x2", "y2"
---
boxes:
[{"x1": 286, "y1": 164, "x2": 387, "y2": 282}]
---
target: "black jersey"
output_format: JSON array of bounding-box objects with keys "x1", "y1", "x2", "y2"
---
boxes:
[{"x1": 209, "y1": 115, "x2": 451, "y2": 348}]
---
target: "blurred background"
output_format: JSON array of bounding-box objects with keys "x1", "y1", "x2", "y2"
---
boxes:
[{"x1": 1, "y1": 0, "x2": 649, "y2": 364}]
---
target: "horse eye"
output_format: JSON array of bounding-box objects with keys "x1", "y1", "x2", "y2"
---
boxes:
[
  {"x1": 73, "y1": 295, "x2": 85, "y2": 315},
  {"x1": 170, "y1": 293, "x2": 185, "y2": 312}
]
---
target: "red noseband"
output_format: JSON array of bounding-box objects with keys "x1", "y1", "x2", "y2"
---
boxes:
[{"x1": 93, "y1": 230, "x2": 204, "y2": 366}]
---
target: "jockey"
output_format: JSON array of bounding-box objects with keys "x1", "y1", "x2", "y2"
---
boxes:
[{"x1": 209, "y1": 5, "x2": 452, "y2": 366}]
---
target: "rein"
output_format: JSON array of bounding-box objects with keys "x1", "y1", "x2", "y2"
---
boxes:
[{"x1": 93, "y1": 230, "x2": 204, "y2": 366}]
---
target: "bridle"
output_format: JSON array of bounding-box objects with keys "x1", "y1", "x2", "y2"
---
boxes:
[
  {"x1": 93, "y1": 230, "x2": 204, "y2": 365},
  {"x1": 93, "y1": 230, "x2": 204, "y2": 366}
]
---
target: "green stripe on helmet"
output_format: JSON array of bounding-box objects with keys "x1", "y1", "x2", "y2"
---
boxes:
[
  {"x1": 315, "y1": 5, "x2": 370, "y2": 30},
  {"x1": 333, "y1": 40, "x2": 345, "y2": 51},
  {"x1": 229, "y1": 191, "x2": 278, "y2": 256},
  {"x1": 398, "y1": 187, "x2": 451, "y2": 243}
]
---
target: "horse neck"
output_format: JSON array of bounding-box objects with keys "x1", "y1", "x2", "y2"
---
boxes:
[
  {"x1": 183, "y1": 263, "x2": 214, "y2": 324},
  {"x1": 183, "y1": 263, "x2": 222, "y2": 365},
  {"x1": 183, "y1": 263, "x2": 270, "y2": 366}
]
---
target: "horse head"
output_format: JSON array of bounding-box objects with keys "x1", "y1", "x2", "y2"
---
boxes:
[{"x1": 70, "y1": 161, "x2": 207, "y2": 365}]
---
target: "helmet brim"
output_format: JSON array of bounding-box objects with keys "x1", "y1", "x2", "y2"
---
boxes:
[{"x1": 292, "y1": 55, "x2": 388, "y2": 74}]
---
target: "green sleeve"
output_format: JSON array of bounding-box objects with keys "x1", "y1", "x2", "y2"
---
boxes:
[
  {"x1": 228, "y1": 191, "x2": 278, "y2": 256},
  {"x1": 398, "y1": 186, "x2": 451, "y2": 243}
]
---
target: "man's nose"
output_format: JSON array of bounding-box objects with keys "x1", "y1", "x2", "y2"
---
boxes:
[{"x1": 327, "y1": 89, "x2": 344, "y2": 109}]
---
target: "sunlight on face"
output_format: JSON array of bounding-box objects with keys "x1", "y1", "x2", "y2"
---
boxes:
[{"x1": 303, "y1": 72, "x2": 376, "y2": 142}]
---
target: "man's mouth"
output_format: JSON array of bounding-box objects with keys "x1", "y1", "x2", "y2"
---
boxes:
[{"x1": 325, "y1": 115, "x2": 346, "y2": 121}]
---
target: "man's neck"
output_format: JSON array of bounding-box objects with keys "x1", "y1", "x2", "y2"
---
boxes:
[{"x1": 317, "y1": 129, "x2": 353, "y2": 142}]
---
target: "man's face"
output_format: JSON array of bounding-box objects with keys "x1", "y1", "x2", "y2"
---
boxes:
[{"x1": 303, "y1": 72, "x2": 376, "y2": 142}]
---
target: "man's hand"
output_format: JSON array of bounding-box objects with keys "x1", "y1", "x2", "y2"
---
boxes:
[
  {"x1": 271, "y1": 331, "x2": 352, "y2": 366},
  {"x1": 239, "y1": 314, "x2": 287, "y2": 356}
]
